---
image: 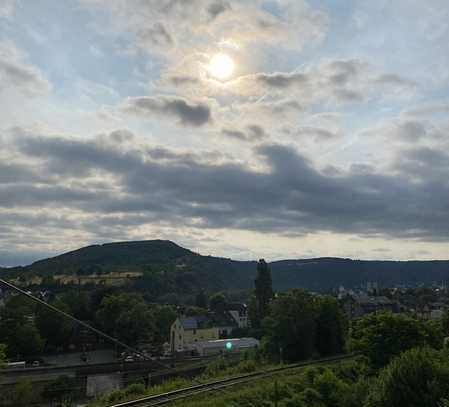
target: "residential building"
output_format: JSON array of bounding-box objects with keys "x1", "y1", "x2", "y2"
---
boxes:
[
  {"x1": 226, "y1": 303, "x2": 249, "y2": 328},
  {"x1": 170, "y1": 314, "x2": 236, "y2": 352},
  {"x1": 343, "y1": 295, "x2": 399, "y2": 319}
]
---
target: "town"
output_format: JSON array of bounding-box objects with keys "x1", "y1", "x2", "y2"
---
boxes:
[{"x1": 2, "y1": 254, "x2": 449, "y2": 406}]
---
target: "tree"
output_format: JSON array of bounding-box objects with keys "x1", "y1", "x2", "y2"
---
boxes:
[
  {"x1": 59, "y1": 290, "x2": 91, "y2": 320},
  {"x1": 0, "y1": 344, "x2": 7, "y2": 367},
  {"x1": 96, "y1": 294, "x2": 156, "y2": 347},
  {"x1": 195, "y1": 289, "x2": 208, "y2": 309},
  {"x1": 7, "y1": 379, "x2": 35, "y2": 406},
  {"x1": 365, "y1": 348, "x2": 449, "y2": 407},
  {"x1": 315, "y1": 297, "x2": 347, "y2": 357},
  {"x1": 350, "y1": 312, "x2": 441, "y2": 368},
  {"x1": 264, "y1": 289, "x2": 317, "y2": 362},
  {"x1": 0, "y1": 303, "x2": 44, "y2": 359},
  {"x1": 442, "y1": 310, "x2": 449, "y2": 335},
  {"x1": 209, "y1": 292, "x2": 227, "y2": 313},
  {"x1": 35, "y1": 300, "x2": 73, "y2": 351},
  {"x1": 42, "y1": 375, "x2": 78, "y2": 403},
  {"x1": 9, "y1": 322, "x2": 44, "y2": 359},
  {"x1": 252, "y1": 259, "x2": 273, "y2": 328},
  {"x1": 152, "y1": 305, "x2": 177, "y2": 349}
]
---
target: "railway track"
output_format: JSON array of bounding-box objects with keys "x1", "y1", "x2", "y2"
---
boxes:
[{"x1": 109, "y1": 353, "x2": 355, "y2": 407}]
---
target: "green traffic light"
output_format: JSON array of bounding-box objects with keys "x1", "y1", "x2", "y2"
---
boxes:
[{"x1": 225, "y1": 341, "x2": 233, "y2": 350}]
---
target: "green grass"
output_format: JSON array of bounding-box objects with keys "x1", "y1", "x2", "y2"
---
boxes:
[{"x1": 86, "y1": 355, "x2": 275, "y2": 407}]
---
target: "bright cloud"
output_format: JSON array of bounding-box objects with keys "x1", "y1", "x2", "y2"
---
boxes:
[{"x1": 0, "y1": 0, "x2": 449, "y2": 265}]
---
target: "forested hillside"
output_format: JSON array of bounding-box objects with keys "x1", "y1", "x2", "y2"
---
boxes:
[{"x1": 1, "y1": 240, "x2": 449, "y2": 292}]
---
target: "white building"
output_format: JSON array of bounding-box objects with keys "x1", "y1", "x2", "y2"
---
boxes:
[
  {"x1": 187, "y1": 337, "x2": 259, "y2": 356},
  {"x1": 226, "y1": 303, "x2": 249, "y2": 328}
]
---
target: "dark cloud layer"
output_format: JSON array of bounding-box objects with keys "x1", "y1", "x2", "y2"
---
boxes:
[
  {"x1": 2, "y1": 130, "x2": 448, "y2": 244},
  {"x1": 124, "y1": 95, "x2": 212, "y2": 126}
]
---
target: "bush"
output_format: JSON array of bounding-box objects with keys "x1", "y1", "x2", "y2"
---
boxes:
[
  {"x1": 124, "y1": 383, "x2": 146, "y2": 396},
  {"x1": 365, "y1": 347, "x2": 449, "y2": 407},
  {"x1": 101, "y1": 389, "x2": 126, "y2": 403},
  {"x1": 234, "y1": 360, "x2": 257, "y2": 374},
  {"x1": 350, "y1": 312, "x2": 442, "y2": 368}
]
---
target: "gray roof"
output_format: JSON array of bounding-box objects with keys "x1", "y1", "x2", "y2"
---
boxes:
[
  {"x1": 179, "y1": 317, "x2": 198, "y2": 330},
  {"x1": 356, "y1": 296, "x2": 395, "y2": 306}
]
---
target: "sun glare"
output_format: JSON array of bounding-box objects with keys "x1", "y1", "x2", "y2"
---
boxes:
[{"x1": 207, "y1": 53, "x2": 235, "y2": 80}]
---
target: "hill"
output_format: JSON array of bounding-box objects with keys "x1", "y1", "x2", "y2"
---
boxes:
[{"x1": 1, "y1": 240, "x2": 449, "y2": 292}]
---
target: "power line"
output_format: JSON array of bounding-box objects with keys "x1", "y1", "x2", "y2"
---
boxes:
[
  {"x1": 0, "y1": 278, "x2": 235, "y2": 400},
  {"x1": 0, "y1": 278, "x2": 149, "y2": 361}
]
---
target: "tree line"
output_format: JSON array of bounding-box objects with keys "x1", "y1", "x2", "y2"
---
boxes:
[{"x1": 248, "y1": 259, "x2": 346, "y2": 362}]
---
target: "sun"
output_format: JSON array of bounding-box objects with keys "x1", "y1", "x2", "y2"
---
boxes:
[{"x1": 207, "y1": 53, "x2": 235, "y2": 80}]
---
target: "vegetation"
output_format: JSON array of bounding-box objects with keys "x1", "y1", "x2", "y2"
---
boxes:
[
  {"x1": 365, "y1": 347, "x2": 449, "y2": 407},
  {"x1": 0, "y1": 379, "x2": 35, "y2": 407},
  {"x1": 350, "y1": 312, "x2": 443, "y2": 368},
  {"x1": 4, "y1": 240, "x2": 449, "y2": 294},
  {"x1": 89, "y1": 301, "x2": 449, "y2": 407},
  {"x1": 0, "y1": 343, "x2": 7, "y2": 367},
  {"x1": 262, "y1": 290, "x2": 346, "y2": 362},
  {"x1": 0, "y1": 296, "x2": 44, "y2": 359},
  {"x1": 251, "y1": 259, "x2": 274, "y2": 328},
  {"x1": 0, "y1": 290, "x2": 177, "y2": 359}
]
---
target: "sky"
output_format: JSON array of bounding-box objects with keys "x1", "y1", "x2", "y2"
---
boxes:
[{"x1": 1, "y1": 0, "x2": 449, "y2": 266}]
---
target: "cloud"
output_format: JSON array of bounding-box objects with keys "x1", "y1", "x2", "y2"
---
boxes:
[
  {"x1": 0, "y1": 0, "x2": 15, "y2": 19},
  {"x1": 207, "y1": 0, "x2": 231, "y2": 19},
  {"x1": 137, "y1": 22, "x2": 174, "y2": 48},
  {"x1": 0, "y1": 42, "x2": 51, "y2": 95},
  {"x1": 255, "y1": 72, "x2": 308, "y2": 88},
  {"x1": 221, "y1": 124, "x2": 268, "y2": 142},
  {"x1": 81, "y1": 0, "x2": 330, "y2": 55},
  {"x1": 403, "y1": 103, "x2": 449, "y2": 117},
  {"x1": 123, "y1": 95, "x2": 212, "y2": 126},
  {"x1": 2, "y1": 129, "x2": 448, "y2": 246},
  {"x1": 295, "y1": 126, "x2": 339, "y2": 140},
  {"x1": 167, "y1": 75, "x2": 200, "y2": 86},
  {"x1": 373, "y1": 73, "x2": 416, "y2": 88},
  {"x1": 234, "y1": 59, "x2": 412, "y2": 108},
  {"x1": 393, "y1": 120, "x2": 427, "y2": 143},
  {"x1": 364, "y1": 118, "x2": 443, "y2": 145},
  {"x1": 393, "y1": 146, "x2": 449, "y2": 181}
]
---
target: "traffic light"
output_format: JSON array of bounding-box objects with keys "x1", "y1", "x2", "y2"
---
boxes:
[{"x1": 225, "y1": 341, "x2": 233, "y2": 350}]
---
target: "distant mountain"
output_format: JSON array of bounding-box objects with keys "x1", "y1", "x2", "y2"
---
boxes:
[
  {"x1": 270, "y1": 258, "x2": 449, "y2": 291},
  {"x1": 1, "y1": 240, "x2": 449, "y2": 292}
]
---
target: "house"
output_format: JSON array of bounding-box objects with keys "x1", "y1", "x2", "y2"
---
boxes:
[
  {"x1": 226, "y1": 303, "x2": 249, "y2": 328},
  {"x1": 170, "y1": 314, "x2": 236, "y2": 352},
  {"x1": 418, "y1": 302, "x2": 449, "y2": 320},
  {"x1": 343, "y1": 295, "x2": 399, "y2": 319}
]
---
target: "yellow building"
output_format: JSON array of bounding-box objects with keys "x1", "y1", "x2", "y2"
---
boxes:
[{"x1": 170, "y1": 316, "x2": 234, "y2": 352}]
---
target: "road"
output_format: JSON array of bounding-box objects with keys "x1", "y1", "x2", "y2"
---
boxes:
[
  {"x1": 0, "y1": 356, "x2": 215, "y2": 386},
  {"x1": 42, "y1": 349, "x2": 116, "y2": 367}
]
